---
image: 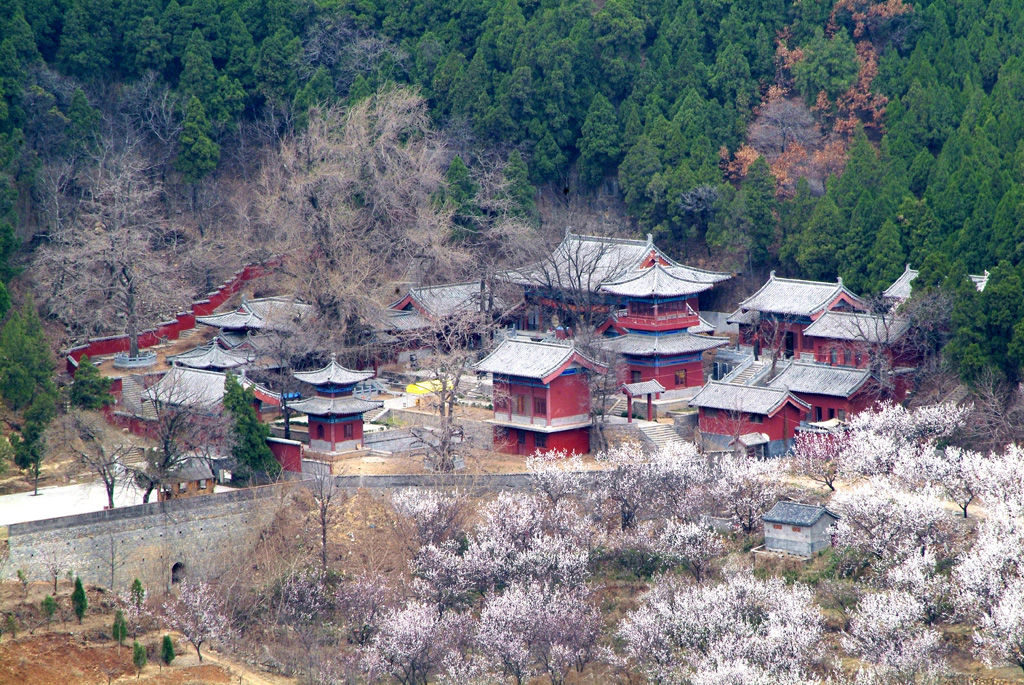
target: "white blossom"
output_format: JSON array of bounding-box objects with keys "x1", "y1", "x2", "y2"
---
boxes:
[
  {"x1": 618, "y1": 573, "x2": 822, "y2": 682},
  {"x1": 710, "y1": 451, "x2": 780, "y2": 533},
  {"x1": 161, "y1": 580, "x2": 232, "y2": 662},
  {"x1": 974, "y1": 577, "x2": 1024, "y2": 676},
  {"x1": 594, "y1": 442, "x2": 712, "y2": 530},
  {"x1": 831, "y1": 481, "x2": 950, "y2": 567},
  {"x1": 337, "y1": 572, "x2": 396, "y2": 645},
  {"x1": 363, "y1": 600, "x2": 468, "y2": 685},
  {"x1": 954, "y1": 513, "x2": 1024, "y2": 619},
  {"x1": 526, "y1": 449, "x2": 585, "y2": 504},
  {"x1": 790, "y1": 430, "x2": 847, "y2": 491},
  {"x1": 842, "y1": 589, "x2": 945, "y2": 682},
  {"x1": 641, "y1": 519, "x2": 724, "y2": 581},
  {"x1": 884, "y1": 551, "x2": 948, "y2": 624},
  {"x1": 976, "y1": 444, "x2": 1024, "y2": 517},
  {"x1": 895, "y1": 445, "x2": 985, "y2": 518},
  {"x1": 476, "y1": 581, "x2": 601, "y2": 685},
  {"x1": 391, "y1": 488, "x2": 466, "y2": 547},
  {"x1": 842, "y1": 402, "x2": 970, "y2": 479}
]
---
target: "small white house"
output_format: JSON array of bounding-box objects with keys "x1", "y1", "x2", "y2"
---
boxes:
[{"x1": 762, "y1": 501, "x2": 839, "y2": 557}]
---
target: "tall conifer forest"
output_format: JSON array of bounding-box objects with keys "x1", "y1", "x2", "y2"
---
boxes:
[{"x1": 2, "y1": 0, "x2": 1024, "y2": 381}]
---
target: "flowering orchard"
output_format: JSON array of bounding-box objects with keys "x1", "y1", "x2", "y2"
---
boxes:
[{"x1": 188, "y1": 404, "x2": 1024, "y2": 682}]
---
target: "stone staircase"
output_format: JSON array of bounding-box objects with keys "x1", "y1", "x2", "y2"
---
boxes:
[
  {"x1": 638, "y1": 422, "x2": 685, "y2": 451},
  {"x1": 725, "y1": 359, "x2": 767, "y2": 385},
  {"x1": 366, "y1": 406, "x2": 390, "y2": 424},
  {"x1": 605, "y1": 395, "x2": 627, "y2": 416},
  {"x1": 119, "y1": 376, "x2": 156, "y2": 419}
]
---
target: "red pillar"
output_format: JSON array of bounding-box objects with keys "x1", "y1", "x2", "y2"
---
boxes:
[
  {"x1": 625, "y1": 392, "x2": 633, "y2": 423},
  {"x1": 646, "y1": 394, "x2": 653, "y2": 422}
]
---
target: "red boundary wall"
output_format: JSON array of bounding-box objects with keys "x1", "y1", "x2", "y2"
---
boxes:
[{"x1": 65, "y1": 262, "x2": 277, "y2": 374}]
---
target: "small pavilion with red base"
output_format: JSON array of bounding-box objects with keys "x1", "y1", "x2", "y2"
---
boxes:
[{"x1": 289, "y1": 355, "x2": 383, "y2": 453}]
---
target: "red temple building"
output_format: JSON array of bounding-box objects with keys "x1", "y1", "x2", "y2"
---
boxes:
[
  {"x1": 597, "y1": 263, "x2": 730, "y2": 391},
  {"x1": 289, "y1": 356, "x2": 383, "y2": 454},
  {"x1": 727, "y1": 272, "x2": 866, "y2": 358},
  {"x1": 507, "y1": 230, "x2": 731, "y2": 333},
  {"x1": 767, "y1": 361, "x2": 877, "y2": 423},
  {"x1": 475, "y1": 337, "x2": 606, "y2": 456},
  {"x1": 689, "y1": 382, "x2": 809, "y2": 457},
  {"x1": 803, "y1": 310, "x2": 913, "y2": 368}
]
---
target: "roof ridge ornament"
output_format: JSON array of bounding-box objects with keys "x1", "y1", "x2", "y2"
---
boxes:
[{"x1": 769, "y1": 270, "x2": 776, "y2": 279}]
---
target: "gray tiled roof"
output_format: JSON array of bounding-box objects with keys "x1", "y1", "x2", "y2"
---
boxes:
[
  {"x1": 763, "y1": 501, "x2": 839, "y2": 526},
  {"x1": 399, "y1": 281, "x2": 512, "y2": 318},
  {"x1": 507, "y1": 232, "x2": 660, "y2": 292},
  {"x1": 688, "y1": 381, "x2": 809, "y2": 415},
  {"x1": 882, "y1": 265, "x2": 918, "y2": 301},
  {"x1": 168, "y1": 343, "x2": 253, "y2": 370},
  {"x1": 197, "y1": 297, "x2": 311, "y2": 330},
  {"x1": 735, "y1": 432, "x2": 770, "y2": 447},
  {"x1": 144, "y1": 367, "x2": 279, "y2": 407},
  {"x1": 803, "y1": 310, "x2": 910, "y2": 343},
  {"x1": 287, "y1": 396, "x2": 383, "y2": 416},
  {"x1": 622, "y1": 380, "x2": 665, "y2": 395},
  {"x1": 475, "y1": 337, "x2": 603, "y2": 381},
  {"x1": 216, "y1": 331, "x2": 250, "y2": 349},
  {"x1": 601, "y1": 263, "x2": 729, "y2": 297},
  {"x1": 882, "y1": 264, "x2": 990, "y2": 300},
  {"x1": 381, "y1": 310, "x2": 432, "y2": 332},
  {"x1": 689, "y1": 315, "x2": 716, "y2": 334},
  {"x1": 600, "y1": 332, "x2": 730, "y2": 356},
  {"x1": 293, "y1": 357, "x2": 374, "y2": 386},
  {"x1": 166, "y1": 457, "x2": 215, "y2": 483},
  {"x1": 732, "y1": 272, "x2": 865, "y2": 318},
  {"x1": 768, "y1": 361, "x2": 871, "y2": 397}
]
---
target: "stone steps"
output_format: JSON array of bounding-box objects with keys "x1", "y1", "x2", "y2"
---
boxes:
[{"x1": 638, "y1": 422, "x2": 685, "y2": 450}]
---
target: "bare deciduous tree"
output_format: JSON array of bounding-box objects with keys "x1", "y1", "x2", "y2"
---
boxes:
[
  {"x1": 48, "y1": 409, "x2": 135, "y2": 509},
  {"x1": 33, "y1": 142, "x2": 191, "y2": 356},
  {"x1": 257, "y1": 87, "x2": 468, "y2": 349},
  {"x1": 404, "y1": 308, "x2": 495, "y2": 472}
]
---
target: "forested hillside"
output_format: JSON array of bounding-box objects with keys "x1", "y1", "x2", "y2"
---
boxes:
[{"x1": 2, "y1": 0, "x2": 1024, "y2": 382}]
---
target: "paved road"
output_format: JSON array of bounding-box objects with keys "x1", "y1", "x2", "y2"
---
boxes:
[{"x1": 0, "y1": 481, "x2": 227, "y2": 526}]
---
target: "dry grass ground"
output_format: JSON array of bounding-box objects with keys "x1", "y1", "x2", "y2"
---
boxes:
[{"x1": 0, "y1": 580, "x2": 295, "y2": 685}]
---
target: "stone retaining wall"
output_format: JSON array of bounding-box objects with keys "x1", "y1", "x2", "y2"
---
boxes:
[{"x1": 3, "y1": 485, "x2": 289, "y2": 592}]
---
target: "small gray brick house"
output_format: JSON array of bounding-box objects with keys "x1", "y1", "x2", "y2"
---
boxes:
[{"x1": 762, "y1": 501, "x2": 839, "y2": 556}]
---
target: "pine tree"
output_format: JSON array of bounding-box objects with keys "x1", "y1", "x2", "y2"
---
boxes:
[
  {"x1": 71, "y1": 577, "x2": 87, "y2": 623},
  {"x1": 133, "y1": 640, "x2": 147, "y2": 676},
  {"x1": 795, "y1": 195, "x2": 844, "y2": 281},
  {"x1": 175, "y1": 96, "x2": 219, "y2": 185},
  {"x1": 161, "y1": 634, "x2": 175, "y2": 666},
  {"x1": 112, "y1": 609, "x2": 127, "y2": 647},
  {"x1": 223, "y1": 374, "x2": 278, "y2": 481},
  {"x1": 41, "y1": 595, "x2": 56, "y2": 626},
  {"x1": 578, "y1": 94, "x2": 620, "y2": 187},
  {"x1": 740, "y1": 157, "x2": 778, "y2": 267},
  {"x1": 69, "y1": 356, "x2": 112, "y2": 409},
  {"x1": 0, "y1": 299, "x2": 55, "y2": 410},
  {"x1": 442, "y1": 155, "x2": 479, "y2": 239},
  {"x1": 865, "y1": 219, "x2": 906, "y2": 293},
  {"x1": 179, "y1": 30, "x2": 216, "y2": 103},
  {"x1": 502, "y1": 149, "x2": 537, "y2": 222}
]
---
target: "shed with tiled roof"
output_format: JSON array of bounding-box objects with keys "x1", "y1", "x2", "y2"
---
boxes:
[{"x1": 762, "y1": 501, "x2": 839, "y2": 556}]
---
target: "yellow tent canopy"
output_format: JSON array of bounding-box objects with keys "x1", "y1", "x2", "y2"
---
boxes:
[{"x1": 406, "y1": 379, "x2": 443, "y2": 395}]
